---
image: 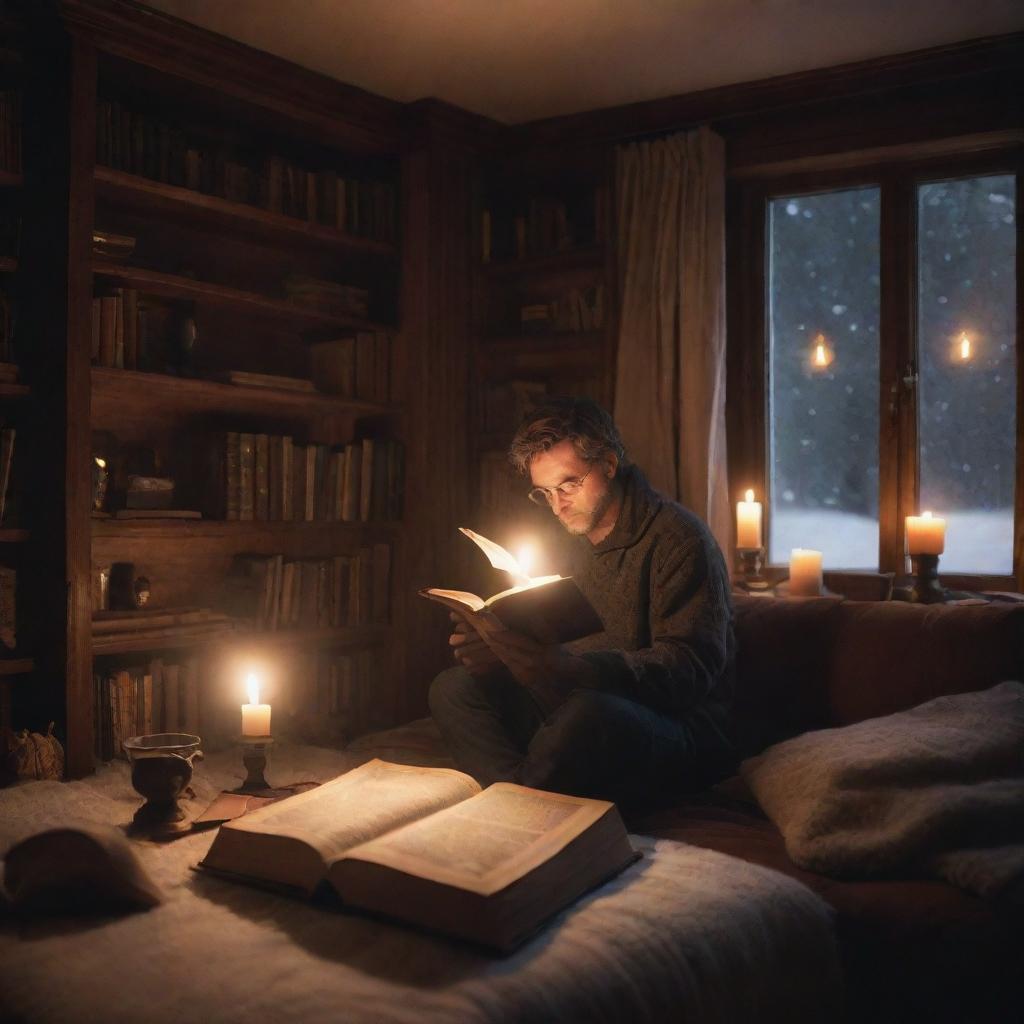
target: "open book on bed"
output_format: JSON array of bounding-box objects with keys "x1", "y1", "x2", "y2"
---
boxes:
[
  {"x1": 419, "y1": 527, "x2": 603, "y2": 644},
  {"x1": 199, "y1": 759, "x2": 637, "y2": 952}
]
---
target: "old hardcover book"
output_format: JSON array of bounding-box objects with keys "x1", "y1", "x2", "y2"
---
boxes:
[
  {"x1": 199, "y1": 758, "x2": 636, "y2": 952},
  {"x1": 238, "y1": 433, "x2": 255, "y2": 522},
  {"x1": 420, "y1": 528, "x2": 602, "y2": 645},
  {"x1": 254, "y1": 434, "x2": 270, "y2": 521}
]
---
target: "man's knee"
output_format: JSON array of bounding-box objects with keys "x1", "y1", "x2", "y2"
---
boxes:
[{"x1": 428, "y1": 665, "x2": 476, "y2": 717}]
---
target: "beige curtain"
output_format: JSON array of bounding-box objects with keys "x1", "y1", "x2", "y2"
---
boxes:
[{"x1": 613, "y1": 127, "x2": 730, "y2": 553}]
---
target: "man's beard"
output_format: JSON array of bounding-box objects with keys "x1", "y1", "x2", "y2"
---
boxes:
[{"x1": 558, "y1": 481, "x2": 618, "y2": 536}]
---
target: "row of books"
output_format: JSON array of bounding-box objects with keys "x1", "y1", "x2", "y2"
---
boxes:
[
  {"x1": 519, "y1": 284, "x2": 605, "y2": 334},
  {"x1": 310, "y1": 331, "x2": 392, "y2": 403},
  {"x1": 220, "y1": 545, "x2": 390, "y2": 631},
  {"x1": 217, "y1": 433, "x2": 404, "y2": 524},
  {"x1": 0, "y1": 424, "x2": 14, "y2": 524},
  {"x1": 90, "y1": 287, "x2": 141, "y2": 369},
  {"x1": 93, "y1": 658, "x2": 201, "y2": 761},
  {"x1": 284, "y1": 648, "x2": 378, "y2": 734},
  {"x1": 0, "y1": 90, "x2": 20, "y2": 174},
  {"x1": 95, "y1": 99, "x2": 396, "y2": 241},
  {"x1": 482, "y1": 190, "x2": 606, "y2": 262}
]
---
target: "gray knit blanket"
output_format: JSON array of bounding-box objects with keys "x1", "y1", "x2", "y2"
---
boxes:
[
  {"x1": 741, "y1": 680, "x2": 1024, "y2": 899},
  {"x1": 0, "y1": 730, "x2": 842, "y2": 1024}
]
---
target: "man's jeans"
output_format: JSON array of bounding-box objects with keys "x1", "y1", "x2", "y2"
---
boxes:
[{"x1": 429, "y1": 665, "x2": 698, "y2": 809}]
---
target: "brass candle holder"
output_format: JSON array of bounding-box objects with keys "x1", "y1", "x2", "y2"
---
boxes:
[
  {"x1": 235, "y1": 735, "x2": 273, "y2": 793},
  {"x1": 735, "y1": 547, "x2": 771, "y2": 592}
]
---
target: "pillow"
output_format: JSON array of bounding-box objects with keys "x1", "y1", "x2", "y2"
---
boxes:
[
  {"x1": 739, "y1": 680, "x2": 1024, "y2": 899},
  {"x1": 3, "y1": 825, "x2": 162, "y2": 915}
]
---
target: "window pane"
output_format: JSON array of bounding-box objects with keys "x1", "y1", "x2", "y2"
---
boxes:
[
  {"x1": 917, "y1": 174, "x2": 1016, "y2": 575},
  {"x1": 768, "y1": 187, "x2": 881, "y2": 568}
]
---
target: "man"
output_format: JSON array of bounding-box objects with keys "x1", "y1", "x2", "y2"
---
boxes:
[{"x1": 429, "y1": 396, "x2": 735, "y2": 809}]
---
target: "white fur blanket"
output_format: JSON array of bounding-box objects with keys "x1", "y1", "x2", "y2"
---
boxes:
[
  {"x1": 741, "y1": 680, "x2": 1024, "y2": 899},
  {"x1": 0, "y1": 736, "x2": 842, "y2": 1024}
]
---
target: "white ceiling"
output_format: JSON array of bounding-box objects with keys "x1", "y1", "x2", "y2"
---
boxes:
[{"x1": 142, "y1": 0, "x2": 1024, "y2": 124}]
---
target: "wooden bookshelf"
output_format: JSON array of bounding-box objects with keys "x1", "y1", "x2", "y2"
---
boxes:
[
  {"x1": 92, "y1": 262, "x2": 390, "y2": 333},
  {"x1": 0, "y1": 658, "x2": 34, "y2": 676},
  {"x1": 91, "y1": 366, "x2": 398, "y2": 419},
  {"x1": 91, "y1": 518, "x2": 398, "y2": 540},
  {"x1": 92, "y1": 625, "x2": 388, "y2": 657},
  {"x1": 95, "y1": 167, "x2": 397, "y2": 259},
  {"x1": 483, "y1": 245, "x2": 604, "y2": 279}
]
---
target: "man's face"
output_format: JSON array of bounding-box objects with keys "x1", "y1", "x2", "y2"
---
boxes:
[{"x1": 529, "y1": 440, "x2": 616, "y2": 538}]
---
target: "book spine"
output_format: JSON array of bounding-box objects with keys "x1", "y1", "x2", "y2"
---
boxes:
[
  {"x1": 225, "y1": 431, "x2": 240, "y2": 521},
  {"x1": 238, "y1": 433, "x2": 255, "y2": 521},
  {"x1": 254, "y1": 433, "x2": 270, "y2": 521}
]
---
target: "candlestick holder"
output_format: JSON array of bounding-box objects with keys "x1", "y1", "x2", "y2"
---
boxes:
[
  {"x1": 735, "y1": 548, "x2": 771, "y2": 592},
  {"x1": 235, "y1": 735, "x2": 274, "y2": 793},
  {"x1": 906, "y1": 553, "x2": 947, "y2": 604}
]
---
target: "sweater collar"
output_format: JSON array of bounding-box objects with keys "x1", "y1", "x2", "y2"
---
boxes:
[{"x1": 588, "y1": 463, "x2": 662, "y2": 554}]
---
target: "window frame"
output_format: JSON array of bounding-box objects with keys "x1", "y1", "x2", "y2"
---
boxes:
[{"x1": 727, "y1": 145, "x2": 1024, "y2": 593}]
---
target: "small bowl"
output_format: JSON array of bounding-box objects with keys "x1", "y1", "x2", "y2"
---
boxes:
[{"x1": 123, "y1": 733, "x2": 201, "y2": 761}]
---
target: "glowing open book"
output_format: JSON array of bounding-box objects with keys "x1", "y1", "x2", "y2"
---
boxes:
[{"x1": 419, "y1": 528, "x2": 603, "y2": 644}]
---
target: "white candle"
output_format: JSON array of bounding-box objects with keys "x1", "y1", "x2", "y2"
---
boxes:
[
  {"x1": 906, "y1": 511, "x2": 945, "y2": 555},
  {"x1": 789, "y1": 548, "x2": 823, "y2": 596},
  {"x1": 241, "y1": 673, "x2": 271, "y2": 737},
  {"x1": 736, "y1": 489, "x2": 763, "y2": 549}
]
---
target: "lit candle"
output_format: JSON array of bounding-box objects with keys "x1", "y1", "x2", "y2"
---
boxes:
[
  {"x1": 906, "y1": 511, "x2": 945, "y2": 555},
  {"x1": 736, "y1": 489, "x2": 763, "y2": 549},
  {"x1": 789, "y1": 548, "x2": 823, "y2": 596},
  {"x1": 241, "y1": 673, "x2": 271, "y2": 737},
  {"x1": 959, "y1": 333, "x2": 971, "y2": 361},
  {"x1": 811, "y1": 333, "x2": 833, "y2": 369}
]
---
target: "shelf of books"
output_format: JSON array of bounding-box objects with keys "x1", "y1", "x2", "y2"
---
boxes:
[
  {"x1": 472, "y1": 161, "x2": 615, "y2": 533},
  {"x1": 94, "y1": 168, "x2": 397, "y2": 259},
  {"x1": 80, "y1": 41, "x2": 406, "y2": 764}
]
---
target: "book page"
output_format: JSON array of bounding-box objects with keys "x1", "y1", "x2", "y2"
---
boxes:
[
  {"x1": 421, "y1": 588, "x2": 486, "y2": 612},
  {"x1": 224, "y1": 760, "x2": 481, "y2": 862},
  {"x1": 458, "y1": 527, "x2": 527, "y2": 578},
  {"x1": 338, "y1": 783, "x2": 612, "y2": 897}
]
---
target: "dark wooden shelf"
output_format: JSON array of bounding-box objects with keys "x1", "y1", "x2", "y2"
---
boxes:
[
  {"x1": 483, "y1": 246, "x2": 604, "y2": 279},
  {"x1": 0, "y1": 169, "x2": 22, "y2": 187},
  {"x1": 480, "y1": 330, "x2": 605, "y2": 376},
  {"x1": 91, "y1": 518, "x2": 399, "y2": 540},
  {"x1": 91, "y1": 366, "x2": 398, "y2": 419},
  {"x1": 94, "y1": 167, "x2": 397, "y2": 260},
  {"x1": 92, "y1": 261, "x2": 390, "y2": 333},
  {"x1": 0, "y1": 528, "x2": 28, "y2": 542},
  {"x1": 238, "y1": 624, "x2": 390, "y2": 651},
  {"x1": 0, "y1": 257, "x2": 17, "y2": 273},
  {"x1": 0, "y1": 381, "x2": 29, "y2": 398},
  {"x1": 0, "y1": 657, "x2": 34, "y2": 676}
]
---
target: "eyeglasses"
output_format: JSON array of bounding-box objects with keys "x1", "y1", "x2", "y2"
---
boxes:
[{"x1": 527, "y1": 465, "x2": 594, "y2": 506}]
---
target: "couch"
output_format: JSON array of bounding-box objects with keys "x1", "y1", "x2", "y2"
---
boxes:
[{"x1": 632, "y1": 595, "x2": 1024, "y2": 1024}]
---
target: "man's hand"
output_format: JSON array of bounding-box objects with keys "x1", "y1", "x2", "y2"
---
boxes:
[
  {"x1": 470, "y1": 615, "x2": 600, "y2": 714},
  {"x1": 448, "y1": 613, "x2": 503, "y2": 677}
]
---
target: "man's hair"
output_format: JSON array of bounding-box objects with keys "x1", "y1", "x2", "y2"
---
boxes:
[{"x1": 508, "y1": 396, "x2": 628, "y2": 475}]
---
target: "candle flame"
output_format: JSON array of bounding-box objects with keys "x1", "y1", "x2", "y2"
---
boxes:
[
  {"x1": 744, "y1": 488, "x2": 754, "y2": 503},
  {"x1": 94, "y1": 457, "x2": 106, "y2": 468},
  {"x1": 959, "y1": 333, "x2": 971, "y2": 361},
  {"x1": 246, "y1": 672, "x2": 260, "y2": 705},
  {"x1": 810, "y1": 334, "x2": 833, "y2": 369}
]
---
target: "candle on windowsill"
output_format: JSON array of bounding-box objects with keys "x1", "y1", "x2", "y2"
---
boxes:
[
  {"x1": 789, "y1": 548, "x2": 823, "y2": 597},
  {"x1": 906, "y1": 511, "x2": 945, "y2": 555},
  {"x1": 241, "y1": 672, "x2": 271, "y2": 737},
  {"x1": 736, "y1": 489, "x2": 763, "y2": 550}
]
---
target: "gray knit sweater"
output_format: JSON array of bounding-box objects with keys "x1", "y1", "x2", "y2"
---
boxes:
[{"x1": 560, "y1": 464, "x2": 736, "y2": 739}]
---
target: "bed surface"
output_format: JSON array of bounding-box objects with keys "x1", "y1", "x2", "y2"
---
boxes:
[{"x1": 1, "y1": 724, "x2": 842, "y2": 1024}]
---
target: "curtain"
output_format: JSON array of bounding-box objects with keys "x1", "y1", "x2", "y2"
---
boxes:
[{"x1": 613, "y1": 127, "x2": 730, "y2": 553}]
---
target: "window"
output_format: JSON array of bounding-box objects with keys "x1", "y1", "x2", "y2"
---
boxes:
[
  {"x1": 739, "y1": 158, "x2": 1020, "y2": 585},
  {"x1": 917, "y1": 174, "x2": 1016, "y2": 574},
  {"x1": 767, "y1": 187, "x2": 880, "y2": 568}
]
